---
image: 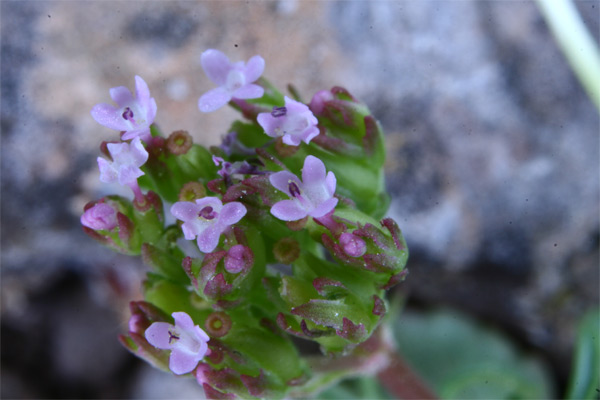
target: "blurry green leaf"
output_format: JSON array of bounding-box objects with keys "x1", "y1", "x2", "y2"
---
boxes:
[
  {"x1": 318, "y1": 375, "x2": 392, "y2": 400},
  {"x1": 393, "y1": 310, "x2": 554, "y2": 399},
  {"x1": 566, "y1": 308, "x2": 600, "y2": 400}
]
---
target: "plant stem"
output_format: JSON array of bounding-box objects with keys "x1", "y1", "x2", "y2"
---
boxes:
[{"x1": 377, "y1": 352, "x2": 438, "y2": 400}]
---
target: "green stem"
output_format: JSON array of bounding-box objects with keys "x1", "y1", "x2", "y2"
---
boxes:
[{"x1": 536, "y1": 0, "x2": 600, "y2": 112}]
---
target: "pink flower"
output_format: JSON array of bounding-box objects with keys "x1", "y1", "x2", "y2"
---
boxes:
[
  {"x1": 198, "y1": 49, "x2": 265, "y2": 113},
  {"x1": 145, "y1": 312, "x2": 210, "y2": 375},
  {"x1": 269, "y1": 155, "x2": 338, "y2": 221},
  {"x1": 91, "y1": 76, "x2": 157, "y2": 143},
  {"x1": 257, "y1": 96, "x2": 319, "y2": 146},
  {"x1": 97, "y1": 137, "x2": 148, "y2": 187},
  {"x1": 170, "y1": 197, "x2": 247, "y2": 253},
  {"x1": 80, "y1": 203, "x2": 117, "y2": 231}
]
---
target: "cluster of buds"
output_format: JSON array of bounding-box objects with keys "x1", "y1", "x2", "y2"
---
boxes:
[{"x1": 83, "y1": 49, "x2": 408, "y2": 398}]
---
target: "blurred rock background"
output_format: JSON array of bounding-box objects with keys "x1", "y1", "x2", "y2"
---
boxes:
[{"x1": 1, "y1": 0, "x2": 598, "y2": 398}]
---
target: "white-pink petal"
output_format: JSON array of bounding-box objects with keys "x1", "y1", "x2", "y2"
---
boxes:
[
  {"x1": 91, "y1": 103, "x2": 128, "y2": 131},
  {"x1": 145, "y1": 322, "x2": 175, "y2": 350},
  {"x1": 198, "y1": 87, "x2": 232, "y2": 113},
  {"x1": 197, "y1": 224, "x2": 222, "y2": 253},
  {"x1": 244, "y1": 55, "x2": 265, "y2": 83},
  {"x1": 169, "y1": 348, "x2": 201, "y2": 375},
  {"x1": 310, "y1": 197, "x2": 338, "y2": 219},
  {"x1": 269, "y1": 171, "x2": 301, "y2": 195},
  {"x1": 271, "y1": 200, "x2": 308, "y2": 221},
  {"x1": 171, "y1": 202, "x2": 200, "y2": 222},
  {"x1": 219, "y1": 202, "x2": 247, "y2": 226},
  {"x1": 232, "y1": 83, "x2": 264, "y2": 100},
  {"x1": 173, "y1": 312, "x2": 195, "y2": 331},
  {"x1": 109, "y1": 86, "x2": 134, "y2": 107},
  {"x1": 201, "y1": 49, "x2": 231, "y2": 86}
]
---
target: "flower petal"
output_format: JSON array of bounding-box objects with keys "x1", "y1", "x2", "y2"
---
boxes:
[
  {"x1": 97, "y1": 157, "x2": 117, "y2": 183},
  {"x1": 302, "y1": 155, "x2": 327, "y2": 186},
  {"x1": 169, "y1": 348, "x2": 201, "y2": 375},
  {"x1": 219, "y1": 202, "x2": 247, "y2": 225},
  {"x1": 197, "y1": 223, "x2": 223, "y2": 253},
  {"x1": 109, "y1": 86, "x2": 134, "y2": 107},
  {"x1": 325, "y1": 171, "x2": 337, "y2": 195},
  {"x1": 171, "y1": 201, "x2": 200, "y2": 222},
  {"x1": 195, "y1": 197, "x2": 223, "y2": 213},
  {"x1": 257, "y1": 113, "x2": 283, "y2": 138},
  {"x1": 134, "y1": 75, "x2": 150, "y2": 103},
  {"x1": 302, "y1": 126, "x2": 320, "y2": 144},
  {"x1": 130, "y1": 137, "x2": 149, "y2": 166},
  {"x1": 201, "y1": 49, "x2": 231, "y2": 86},
  {"x1": 194, "y1": 326, "x2": 210, "y2": 342},
  {"x1": 145, "y1": 322, "x2": 175, "y2": 350},
  {"x1": 282, "y1": 134, "x2": 302, "y2": 146},
  {"x1": 269, "y1": 171, "x2": 301, "y2": 195},
  {"x1": 91, "y1": 103, "x2": 128, "y2": 131},
  {"x1": 232, "y1": 83, "x2": 264, "y2": 100},
  {"x1": 198, "y1": 87, "x2": 232, "y2": 113},
  {"x1": 173, "y1": 312, "x2": 195, "y2": 331},
  {"x1": 271, "y1": 199, "x2": 308, "y2": 221},
  {"x1": 309, "y1": 197, "x2": 338, "y2": 219},
  {"x1": 118, "y1": 165, "x2": 143, "y2": 186},
  {"x1": 244, "y1": 55, "x2": 265, "y2": 83}
]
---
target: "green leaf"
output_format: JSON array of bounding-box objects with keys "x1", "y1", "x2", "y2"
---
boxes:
[
  {"x1": 566, "y1": 308, "x2": 600, "y2": 400},
  {"x1": 393, "y1": 310, "x2": 554, "y2": 399}
]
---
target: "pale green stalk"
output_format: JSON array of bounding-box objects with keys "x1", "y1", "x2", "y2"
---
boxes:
[{"x1": 536, "y1": 0, "x2": 600, "y2": 112}]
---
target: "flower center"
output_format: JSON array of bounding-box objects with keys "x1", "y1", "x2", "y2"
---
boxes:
[
  {"x1": 122, "y1": 107, "x2": 134, "y2": 121},
  {"x1": 271, "y1": 106, "x2": 287, "y2": 118},
  {"x1": 226, "y1": 69, "x2": 245, "y2": 92},
  {"x1": 199, "y1": 206, "x2": 217, "y2": 220},
  {"x1": 288, "y1": 181, "x2": 301, "y2": 198},
  {"x1": 168, "y1": 329, "x2": 180, "y2": 344}
]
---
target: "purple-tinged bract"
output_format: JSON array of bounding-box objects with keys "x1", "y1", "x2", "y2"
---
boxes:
[
  {"x1": 257, "y1": 96, "x2": 319, "y2": 146},
  {"x1": 269, "y1": 155, "x2": 338, "y2": 221},
  {"x1": 170, "y1": 197, "x2": 247, "y2": 253},
  {"x1": 198, "y1": 49, "x2": 265, "y2": 113},
  {"x1": 145, "y1": 311, "x2": 210, "y2": 375},
  {"x1": 91, "y1": 75, "x2": 157, "y2": 142}
]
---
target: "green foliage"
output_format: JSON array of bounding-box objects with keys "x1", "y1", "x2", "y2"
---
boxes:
[
  {"x1": 566, "y1": 308, "x2": 600, "y2": 400},
  {"x1": 393, "y1": 310, "x2": 554, "y2": 399}
]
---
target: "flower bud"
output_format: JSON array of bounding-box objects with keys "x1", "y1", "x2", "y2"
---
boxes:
[
  {"x1": 81, "y1": 202, "x2": 117, "y2": 231},
  {"x1": 224, "y1": 245, "x2": 253, "y2": 274},
  {"x1": 339, "y1": 232, "x2": 366, "y2": 257}
]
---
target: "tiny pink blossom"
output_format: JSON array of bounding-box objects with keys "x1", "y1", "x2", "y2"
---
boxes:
[
  {"x1": 198, "y1": 49, "x2": 265, "y2": 113},
  {"x1": 80, "y1": 203, "x2": 117, "y2": 231},
  {"x1": 97, "y1": 137, "x2": 148, "y2": 187},
  {"x1": 257, "y1": 96, "x2": 319, "y2": 146},
  {"x1": 269, "y1": 155, "x2": 338, "y2": 221},
  {"x1": 145, "y1": 312, "x2": 210, "y2": 375},
  {"x1": 171, "y1": 197, "x2": 247, "y2": 253},
  {"x1": 339, "y1": 232, "x2": 367, "y2": 257},
  {"x1": 91, "y1": 76, "x2": 157, "y2": 142}
]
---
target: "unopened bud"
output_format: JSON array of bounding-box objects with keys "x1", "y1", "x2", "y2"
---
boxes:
[
  {"x1": 339, "y1": 232, "x2": 366, "y2": 257},
  {"x1": 224, "y1": 245, "x2": 253, "y2": 274},
  {"x1": 81, "y1": 202, "x2": 117, "y2": 231}
]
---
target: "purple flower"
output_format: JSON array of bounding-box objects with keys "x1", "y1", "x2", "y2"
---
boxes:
[
  {"x1": 257, "y1": 96, "x2": 319, "y2": 146},
  {"x1": 80, "y1": 203, "x2": 117, "y2": 231},
  {"x1": 97, "y1": 137, "x2": 148, "y2": 187},
  {"x1": 269, "y1": 155, "x2": 338, "y2": 221},
  {"x1": 198, "y1": 49, "x2": 265, "y2": 113},
  {"x1": 91, "y1": 76, "x2": 157, "y2": 142},
  {"x1": 170, "y1": 197, "x2": 247, "y2": 253},
  {"x1": 145, "y1": 312, "x2": 210, "y2": 375}
]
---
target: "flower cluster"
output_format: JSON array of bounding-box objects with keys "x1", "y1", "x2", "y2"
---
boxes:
[{"x1": 84, "y1": 49, "x2": 407, "y2": 399}]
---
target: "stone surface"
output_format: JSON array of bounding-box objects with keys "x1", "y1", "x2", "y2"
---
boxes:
[{"x1": 1, "y1": 0, "x2": 598, "y2": 397}]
